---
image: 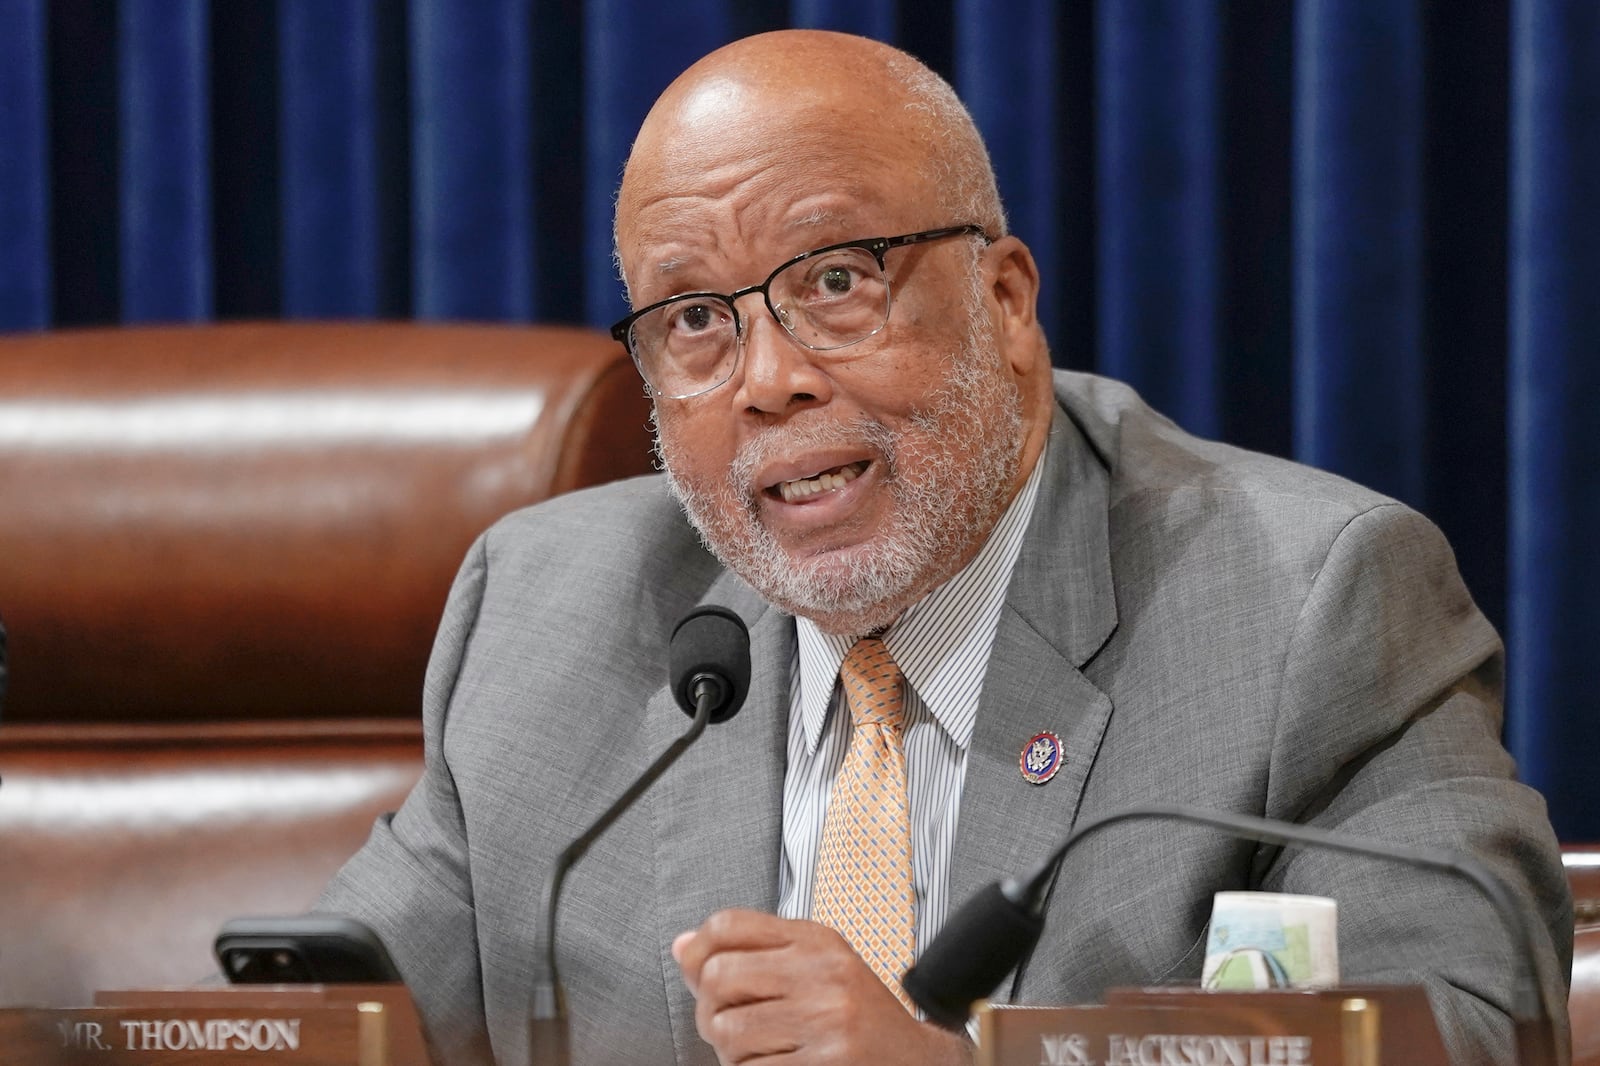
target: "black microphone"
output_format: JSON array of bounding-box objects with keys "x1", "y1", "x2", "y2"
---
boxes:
[
  {"x1": 528, "y1": 605, "x2": 751, "y2": 1066},
  {"x1": 668, "y1": 605, "x2": 752, "y2": 724},
  {"x1": 903, "y1": 802, "x2": 1558, "y2": 1066}
]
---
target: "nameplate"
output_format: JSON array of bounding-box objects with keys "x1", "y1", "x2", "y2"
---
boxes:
[
  {"x1": 976, "y1": 991, "x2": 1396, "y2": 1066},
  {"x1": 1105, "y1": 985, "x2": 1448, "y2": 1065},
  {"x1": 0, "y1": 1003, "x2": 385, "y2": 1066}
]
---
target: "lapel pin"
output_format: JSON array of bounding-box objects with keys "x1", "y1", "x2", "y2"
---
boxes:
[{"x1": 1020, "y1": 731, "x2": 1063, "y2": 785}]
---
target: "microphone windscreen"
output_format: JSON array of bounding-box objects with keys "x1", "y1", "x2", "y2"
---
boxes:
[
  {"x1": 903, "y1": 880, "x2": 1045, "y2": 1030},
  {"x1": 669, "y1": 606, "x2": 751, "y2": 723}
]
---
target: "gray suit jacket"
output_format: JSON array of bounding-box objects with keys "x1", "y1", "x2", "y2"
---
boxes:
[{"x1": 321, "y1": 371, "x2": 1571, "y2": 1066}]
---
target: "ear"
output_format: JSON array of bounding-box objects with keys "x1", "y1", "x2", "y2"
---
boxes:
[{"x1": 984, "y1": 235, "x2": 1042, "y2": 375}]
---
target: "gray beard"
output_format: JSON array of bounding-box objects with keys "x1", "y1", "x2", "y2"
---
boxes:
[{"x1": 657, "y1": 291, "x2": 1024, "y2": 636}]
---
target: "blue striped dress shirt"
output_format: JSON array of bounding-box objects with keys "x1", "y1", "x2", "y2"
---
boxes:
[{"x1": 776, "y1": 451, "x2": 1046, "y2": 959}]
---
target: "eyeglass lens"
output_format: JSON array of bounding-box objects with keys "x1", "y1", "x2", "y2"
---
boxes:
[{"x1": 631, "y1": 246, "x2": 892, "y2": 397}]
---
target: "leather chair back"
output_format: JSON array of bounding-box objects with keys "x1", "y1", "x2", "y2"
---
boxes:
[
  {"x1": 0, "y1": 322, "x2": 654, "y2": 722},
  {"x1": 0, "y1": 322, "x2": 654, "y2": 1008},
  {"x1": 0, "y1": 720, "x2": 422, "y2": 1006}
]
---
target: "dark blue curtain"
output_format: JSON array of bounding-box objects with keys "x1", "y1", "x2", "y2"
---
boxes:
[
  {"x1": 1507, "y1": 1, "x2": 1600, "y2": 839},
  {"x1": 1, "y1": 1, "x2": 1595, "y2": 836}
]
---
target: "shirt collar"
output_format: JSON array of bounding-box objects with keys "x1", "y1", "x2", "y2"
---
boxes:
[{"x1": 793, "y1": 451, "x2": 1046, "y2": 755}]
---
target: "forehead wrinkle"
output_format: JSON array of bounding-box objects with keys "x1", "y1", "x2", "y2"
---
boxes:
[
  {"x1": 654, "y1": 207, "x2": 850, "y2": 285},
  {"x1": 645, "y1": 207, "x2": 856, "y2": 283},
  {"x1": 624, "y1": 186, "x2": 766, "y2": 272},
  {"x1": 627, "y1": 198, "x2": 859, "y2": 289}
]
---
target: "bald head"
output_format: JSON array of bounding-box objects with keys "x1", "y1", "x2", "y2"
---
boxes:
[{"x1": 614, "y1": 31, "x2": 1005, "y2": 291}]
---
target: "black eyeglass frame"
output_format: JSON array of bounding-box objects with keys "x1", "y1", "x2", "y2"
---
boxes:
[{"x1": 610, "y1": 224, "x2": 992, "y2": 397}]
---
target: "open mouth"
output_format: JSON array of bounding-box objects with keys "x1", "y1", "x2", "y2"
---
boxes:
[{"x1": 772, "y1": 460, "x2": 868, "y2": 503}]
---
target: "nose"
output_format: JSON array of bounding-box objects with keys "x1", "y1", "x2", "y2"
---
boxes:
[{"x1": 730, "y1": 295, "x2": 833, "y2": 416}]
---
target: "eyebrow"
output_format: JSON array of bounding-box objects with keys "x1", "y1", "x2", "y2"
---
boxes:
[
  {"x1": 651, "y1": 208, "x2": 854, "y2": 277},
  {"x1": 789, "y1": 206, "x2": 846, "y2": 229}
]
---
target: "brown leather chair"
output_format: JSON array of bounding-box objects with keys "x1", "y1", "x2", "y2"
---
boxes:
[
  {"x1": 0, "y1": 321, "x2": 654, "y2": 723},
  {"x1": 0, "y1": 321, "x2": 655, "y2": 1008},
  {"x1": 1568, "y1": 847, "x2": 1600, "y2": 1066},
  {"x1": 0, "y1": 720, "x2": 421, "y2": 1006}
]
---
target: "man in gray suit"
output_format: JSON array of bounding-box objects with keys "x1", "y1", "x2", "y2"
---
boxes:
[{"x1": 321, "y1": 30, "x2": 1571, "y2": 1066}]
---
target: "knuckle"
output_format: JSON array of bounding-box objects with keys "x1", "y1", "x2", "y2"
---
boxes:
[
  {"x1": 700, "y1": 952, "x2": 730, "y2": 993},
  {"x1": 695, "y1": 999, "x2": 718, "y2": 1038},
  {"x1": 707, "y1": 1005, "x2": 743, "y2": 1044},
  {"x1": 703, "y1": 909, "x2": 739, "y2": 939}
]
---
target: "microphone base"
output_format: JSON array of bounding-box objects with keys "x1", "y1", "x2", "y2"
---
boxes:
[{"x1": 528, "y1": 983, "x2": 570, "y2": 1066}]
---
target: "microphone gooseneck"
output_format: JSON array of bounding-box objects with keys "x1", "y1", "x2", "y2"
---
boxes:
[
  {"x1": 902, "y1": 802, "x2": 1558, "y2": 1066},
  {"x1": 529, "y1": 605, "x2": 751, "y2": 1066}
]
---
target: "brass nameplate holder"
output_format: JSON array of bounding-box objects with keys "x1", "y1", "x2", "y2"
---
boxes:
[
  {"x1": 978, "y1": 985, "x2": 1447, "y2": 1066},
  {"x1": 1, "y1": 984, "x2": 431, "y2": 1066}
]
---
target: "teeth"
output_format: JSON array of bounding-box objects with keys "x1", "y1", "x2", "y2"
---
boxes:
[{"x1": 778, "y1": 462, "x2": 865, "y2": 503}]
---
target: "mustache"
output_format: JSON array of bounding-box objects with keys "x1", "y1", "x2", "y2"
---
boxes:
[{"x1": 725, "y1": 416, "x2": 896, "y2": 497}]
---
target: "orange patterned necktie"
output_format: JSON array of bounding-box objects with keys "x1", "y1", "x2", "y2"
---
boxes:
[{"x1": 811, "y1": 637, "x2": 917, "y2": 1011}]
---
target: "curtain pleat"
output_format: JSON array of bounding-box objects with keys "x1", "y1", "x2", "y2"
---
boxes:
[
  {"x1": 0, "y1": 0, "x2": 50, "y2": 331},
  {"x1": 955, "y1": 0, "x2": 1063, "y2": 352},
  {"x1": 583, "y1": 0, "x2": 733, "y2": 327},
  {"x1": 1418, "y1": 4, "x2": 1511, "y2": 649},
  {"x1": 791, "y1": 0, "x2": 895, "y2": 38},
  {"x1": 1096, "y1": 1, "x2": 1223, "y2": 438},
  {"x1": 280, "y1": 0, "x2": 380, "y2": 318},
  {"x1": 3, "y1": 1, "x2": 1596, "y2": 833},
  {"x1": 410, "y1": 0, "x2": 534, "y2": 320},
  {"x1": 1293, "y1": 1, "x2": 1425, "y2": 507},
  {"x1": 212, "y1": 3, "x2": 282, "y2": 319},
  {"x1": 1507, "y1": 0, "x2": 1600, "y2": 839},
  {"x1": 117, "y1": 0, "x2": 211, "y2": 323},
  {"x1": 1212, "y1": 7, "x2": 1294, "y2": 459},
  {"x1": 45, "y1": 3, "x2": 118, "y2": 326}
]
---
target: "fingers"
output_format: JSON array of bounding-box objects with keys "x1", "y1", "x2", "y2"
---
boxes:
[
  {"x1": 692, "y1": 956, "x2": 864, "y2": 1065},
  {"x1": 673, "y1": 908, "x2": 803, "y2": 993},
  {"x1": 698, "y1": 996, "x2": 804, "y2": 1064},
  {"x1": 675, "y1": 912, "x2": 928, "y2": 1064}
]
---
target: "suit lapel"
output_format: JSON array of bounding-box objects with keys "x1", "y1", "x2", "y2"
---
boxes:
[
  {"x1": 949, "y1": 407, "x2": 1118, "y2": 933},
  {"x1": 650, "y1": 573, "x2": 793, "y2": 1065}
]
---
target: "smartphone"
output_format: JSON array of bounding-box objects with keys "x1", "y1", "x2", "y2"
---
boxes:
[{"x1": 215, "y1": 915, "x2": 403, "y2": 984}]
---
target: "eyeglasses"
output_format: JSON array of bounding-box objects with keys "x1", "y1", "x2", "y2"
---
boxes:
[{"x1": 610, "y1": 224, "x2": 992, "y2": 399}]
